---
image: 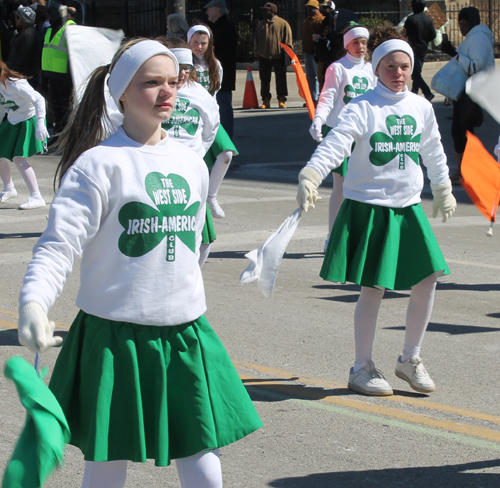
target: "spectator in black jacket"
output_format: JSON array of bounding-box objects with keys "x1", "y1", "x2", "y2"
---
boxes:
[
  {"x1": 205, "y1": 0, "x2": 237, "y2": 139},
  {"x1": 8, "y1": 5, "x2": 40, "y2": 88},
  {"x1": 404, "y1": 0, "x2": 436, "y2": 100}
]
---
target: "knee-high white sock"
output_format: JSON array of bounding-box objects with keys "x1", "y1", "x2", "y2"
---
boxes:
[
  {"x1": 175, "y1": 449, "x2": 222, "y2": 488},
  {"x1": 0, "y1": 158, "x2": 13, "y2": 188},
  {"x1": 208, "y1": 150, "x2": 232, "y2": 198},
  {"x1": 13, "y1": 157, "x2": 41, "y2": 197},
  {"x1": 353, "y1": 286, "x2": 385, "y2": 372},
  {"x1": 199, "y1": 243, "x2": 211, "y2": 267},
  {"x1": 328, "y1": 174, "x2": 344, "y2": 233},
  {"x1": 81, "y1": 460, "x2": 128, "y2": 488},
  {"x1": 402, "y1": 273, "x2": 438, "y2": 361}
]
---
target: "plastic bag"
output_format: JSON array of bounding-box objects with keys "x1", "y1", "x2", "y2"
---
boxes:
[{"x1": 431, "y1": 56, "x2": 466, "y2": 101}]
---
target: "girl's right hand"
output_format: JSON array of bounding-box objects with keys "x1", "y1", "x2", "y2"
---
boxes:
[
  {"x1": 35, "y1": 118, "x2": 49, "y2": 142},
  {"x1": 309, "y1": 118, "x2": 323, "y2": 142},
  {"x1": 18, "y1": 302, "x2": 63, "y2": 353}
]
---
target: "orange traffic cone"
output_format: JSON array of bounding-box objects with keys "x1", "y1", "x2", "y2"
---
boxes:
[{"x1": 242, "y1": 67, "x2": 259, "y2": 109}]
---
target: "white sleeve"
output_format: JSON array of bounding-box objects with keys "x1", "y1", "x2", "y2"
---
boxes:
[
  {"x1": 419, "y1": 104, "x2": 449, "y2": 185},
  {"x1": 314, "y1": 63, "x2": 341, "y2": 124},
  {"x1": 19, "y1": 164, "x2": 105, "y2": 313},
  {"x1": 15, "y1": 79, "x2": 46, "y2": 119},
  {"x1": 306, "y1": 103, "x2": 366, "y2": 180},
  {"x1": 458, "y1": 35, "x2": 493, "y2": 74},
  {"x1": 200, "y1": 87, "x2": 220, "y2": 153}
]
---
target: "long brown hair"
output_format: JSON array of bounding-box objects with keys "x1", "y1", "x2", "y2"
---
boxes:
[
  {"x1": 189, "y1": 24, "x2": 220, "y2": 95},
  {"x1": 54, "y1": 37, "x2": 147, "y2": 189},
  {"x1": 0, "y1": 60, "x2": 29, "y2": 86}
]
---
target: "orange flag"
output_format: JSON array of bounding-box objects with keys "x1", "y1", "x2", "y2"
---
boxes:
[
  {"x1": 280, "y1": 43, "x2": 315, "y2": 119},
  {"x1": 462, "y1": 131, "x2": 500, "y2": 224}
]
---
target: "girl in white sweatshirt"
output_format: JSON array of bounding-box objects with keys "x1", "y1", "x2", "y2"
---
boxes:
[
  {"x1": 297, "y1": 38, "x2": 456, "y2": 397},
  {"x1": 0, "y1": 60, "x2": 48, "y2": 209},
  {"x1": 188, "y1": 24, "x2": 237, "y2": 219},
  {"x1": 17, "y1": 38, "x2": 261, "y2": 488},
  {"x1": 310, "y1": 25, "x2": 376, "y2": 251}
]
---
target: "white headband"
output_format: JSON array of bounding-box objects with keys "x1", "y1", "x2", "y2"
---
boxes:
[
  {"x1": 372, "y1": 39, "x2": 414, "y2": 74},
  {"x1": 187, "y1": 25, "x2": 211, "y2": 43},
  {"x1": 108, "y1": 40, "x2": 179, "y2": 113},
  {"x1": 171, "y1": 48, "x2": 193, "y2": 66},
  {"x1": 343, "y1": 27, "x2": 369, "y2": 48}
]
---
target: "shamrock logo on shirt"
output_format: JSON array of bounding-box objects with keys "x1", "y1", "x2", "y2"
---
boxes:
[
  {"x1": 343, "y1": 76, "x2": 370, "y2": 104},
  {"x1": 0, "y1": 93, "x2": 19, "y2": 111},
  {"x1": 162, "y1": 98, "x2": 200, "y2": 137},
  {"x1": 369, "y1": 115, "x2": 421, "y2": 169},
  {"x1": 118, "y1": 172, "x2": 200, "y2": 262}
]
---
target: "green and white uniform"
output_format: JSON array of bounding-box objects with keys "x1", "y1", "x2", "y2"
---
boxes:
[
  {"x1": 307, "y1": 82, "x2": 450, "y2": 290},
  {"x1": 0, "y1": 78, "x2": 47, "y2": 160},
  {"x1": 19, "y1": 127, "x2": 262, "y2": 464}
]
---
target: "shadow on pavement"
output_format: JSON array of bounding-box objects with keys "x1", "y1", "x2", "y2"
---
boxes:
[
  {"x1": 0, "y1": 232, "x2": 43, "y2": 239},
  {"x1": 267, "y1": 459, "x2": 500, "y2": 487},
  {"x1": 0, "y1": 329, "x2": 67, "y2": 346},
  {"x1": 385, "y1": 322, "x2": 500, "y2": 335}
]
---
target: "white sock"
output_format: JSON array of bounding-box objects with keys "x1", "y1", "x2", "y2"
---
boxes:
[
  {"x1": 328, "y1": 173, "x2": 345, "y2": 232},
  {"x1": 353, "y1": 286, "x2": 385, "y2": 371},
  {"x1": 401, "y1": 273, "x2": 437, "y2": 361},
  {"x1": 13, "y1": 157, "x2": 41, "y2": 196},
  {"x1": 81, "y1": 460, "x2": 128, "y2": 488},
  {"x1": 0, "y1": 158, "x2": 13, "y2": 188},
  {"x1": 175, "y1": 449, "x2": 222, "y2": 488},
  {"x1": 199, "y1": 243, "x2": 211, "y2": 267},
  {"x1": 208, "y1": 150, "x2": 232, "y2": 198}
]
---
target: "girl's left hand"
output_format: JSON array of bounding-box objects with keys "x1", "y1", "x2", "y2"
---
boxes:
[{"x1": 35, "y1": 118, "x2": 50, "y2": 142}]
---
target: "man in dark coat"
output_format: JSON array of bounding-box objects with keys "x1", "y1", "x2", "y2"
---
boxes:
[
  {"x1": 404, "y1": 0, "x2": 436, "y2": 100},
  {"x1": 206, "y1": 0, "x2": 237, "y2": 139}
]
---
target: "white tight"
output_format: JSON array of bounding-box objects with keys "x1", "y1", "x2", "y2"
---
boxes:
[
  {"x1": 208, "y1": 150, "x2": 232, "y2": 198},
  {"x1": 81, "y1": 449, "x2": 222, "y2": 488},
  {"x1": 0, "y1": 157, "x2": 41, "y2": 196},
  {"x1": 353, "y1": 273, "x2": 438, "y2": 369},
  {"x1": 328, "y1": 173, "x2": 344, "y2": 233}
]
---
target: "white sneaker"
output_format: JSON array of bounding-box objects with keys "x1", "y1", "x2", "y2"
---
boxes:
[
  {"x1": 0, "y1": 188, "x2": 17, "y2": 203},
  {"x1": 18, "y1": 196, "x2": 46, "y2": 210},
  {"x1": 208, "y1": 197, "x2": 225, "y2": 218},
  {"x1": 348, "y1": 360, "x2": 393, "y2": 396},
  {"x1": 395, "y1": 356, "x2": 436, "y2": 393}
]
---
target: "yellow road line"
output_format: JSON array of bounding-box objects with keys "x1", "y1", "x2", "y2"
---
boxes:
[
  {"x1": 0, "y1": 308, "x2": 70, "y2": 330},
  {"x1": 238, "y1": 373, "x2": 500, "y2": 443},
  {"x1": 234, "y1": 359, "x2": 500, "y2": 426}
]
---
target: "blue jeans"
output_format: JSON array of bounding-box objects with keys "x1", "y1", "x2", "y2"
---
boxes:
[
  {"x1": 305, "y1": 53, "x2": 319, "y2": 102},
  {"x1": 216, "y1": 90, "x2": 234, "y2": 140}
]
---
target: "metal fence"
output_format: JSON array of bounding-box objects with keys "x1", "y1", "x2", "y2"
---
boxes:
[{"x1": 88, "y1": 0, "x2": 500, "y2": 61}]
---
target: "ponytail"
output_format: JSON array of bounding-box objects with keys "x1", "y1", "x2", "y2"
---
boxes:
[{"x1": 54, "y1": 64, "x2": 110, "y2": 189}]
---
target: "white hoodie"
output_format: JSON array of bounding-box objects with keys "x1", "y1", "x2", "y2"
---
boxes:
[{"x1": 457, "y1": 24, "x2": 495, "y2": 75}]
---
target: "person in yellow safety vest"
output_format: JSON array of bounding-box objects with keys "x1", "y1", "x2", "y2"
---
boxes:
[{"x1": 41, "y1": 3, "x2": 75, "y2": 141}]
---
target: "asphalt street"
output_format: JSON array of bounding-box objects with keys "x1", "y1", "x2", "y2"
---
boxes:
[{"x1": 1, "y1": 65, "x2": 500, "y2": 487}]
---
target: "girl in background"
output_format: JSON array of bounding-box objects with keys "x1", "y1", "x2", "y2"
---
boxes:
[
  {"x1": 309, "y1": 25, "x2": 375, "y2": 251},
  {"x1": 0, "y1": 60, "x2": 48, "y2": 209},
  {"x1": 17, "y1": 38, "x2": 261, "y2": 488},
  {"x1": 188, "y1": 24, "x2": 237, "y2": 219}
]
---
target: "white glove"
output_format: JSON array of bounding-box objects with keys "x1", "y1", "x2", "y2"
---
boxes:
[
  {"x1": 35, "y1": 118, "x2": 49, "y2": 142},
  {"x1": 18, "y1": 301, "x2": 63, "y2": 353},
  {"x1": 309, "y1": 117, "x2": 323, "y2": 142},
  {"x1": 297, "y1": 166, "x2": 322, "y2": 212},
  {"x1": 431, "y1": 179, "x2": 457, "y2": 223}
]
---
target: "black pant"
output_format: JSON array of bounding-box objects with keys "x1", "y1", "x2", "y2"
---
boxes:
[
  {"x1": 452, "y1": 94, "x2": 479, "y2": 153},
  {"x1": 48, "y1": 73, "x2": 73, "y2": 136},
  {"x1": 411, "y1": 55, "x2": 432, "y2": 99},
  {"x1": 258, "y1": 55, "x2": 288, "y2": 101}
]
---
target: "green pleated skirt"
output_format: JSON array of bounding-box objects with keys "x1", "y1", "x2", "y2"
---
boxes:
[
  {"x1": 203, "y1": 124, "x2": 238, "y2": 168},
  {"x1": 202, "y1": 204, "x2": 216, "y2": 244},
  {"x1": 322, "y1": 125, "x2": 347, "y2": 176},
  {"x1": 48, "y1": 312, "x2": 262, "y2": 466},
  {"x1": 320, "y1": 199, "x2": 450, "y2": 290},
  {"x1": 0, "y1": 116, "x2": 46, "y2": 160}
]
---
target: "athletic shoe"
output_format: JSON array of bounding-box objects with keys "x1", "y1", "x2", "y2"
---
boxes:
[
  {"x1": 208, "y1": 197, "x2": 225, "y2": 218},
  {"x1": 426, "y1": 93, "x2": 435, "y2": 102},
  {"x1": 395, "y1": 355, "x2": 436, "y2": 393},
  {"x1": 348, "y1": 360, "x2": 393, "y2": 396},
  {"x1": 278, "y1": 98, "x2": 287, "y2": 109},
  {"x1": 18, "y1": 196, "x2": 46, "y2": 210},
  {"x1": 0, "y1": 188, "x2": 17, "y2": 203}
]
